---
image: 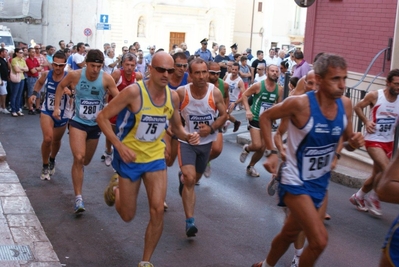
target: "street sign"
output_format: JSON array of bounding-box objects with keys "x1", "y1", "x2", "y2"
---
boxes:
[
  {"x1": 83, "y1": 28, "x2": 92, "y2": 37},
  {"x1": 100, "y1": 14, "x2": 109, "y2": 23},
  {"x1": 96, "y1": 23, "x2": 111, "y2": 30}
]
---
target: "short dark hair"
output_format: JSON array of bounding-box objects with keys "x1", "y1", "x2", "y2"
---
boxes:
[
  {"x1": 172, "y1": 52, "x2": 187, "y2": 62},
  {"x1": 313, "y1": 54, "x2": 347, "y2": 78},
  {"x1": 294, "y1": 51, "x2": 304, "y2": 60},
  {"x1": 28, "y1": 47, "x2": 34, "y2": 53},
  {"x1": 0, "y1": 48, "x2": 7, "y2": 53},
  {"x1": 232, "y1": 62, "x2": 240, "y2": 68},
  {"x1": 46, "y1": 45, "x2": 53, "y2": 51},
  {"x1": 58, "y1": 40, "x2": 64, "y2": 46},
  {"x1": 53, "y1": 51, "x2": 67, "y2": 62},
  {"x1": 387, "y1": 69, "x2": 399, "y2": 83},
  {"x1": 256, "y1": 50, "x2": 264, "y2": 56},
  {"x1": 188, "y1": 58, "x2": 208, "y2": 73},
  {"x1": 85, "y1": 49, "x2": 104, "y2": 64},
  {"x1": 77, "y1": 42, "x2": 85, "y2": 50},
  {"x1": 289, "y1": 77, "x2": 299, "y2": 88}
]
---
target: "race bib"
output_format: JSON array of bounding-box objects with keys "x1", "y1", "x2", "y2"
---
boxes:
[
  {"x1": 259, "y1": 102, "x2": 273, "y2": 115},
  {"x1": 376, "y1": 118, "x2": 395, "y2": 138},
  {"x1": 47, "y1": 92, "x2": 65, "y2": 111},
  {"x1": 302, "y1": 144, "x2": 335, "y2": 180},
  {"x1": 79, "y1": 99, "x2": 100, "y2": 120},
  {"x1": 188, "y1": 114, "x2": 213, "y2": 132},
  {"x1": 135, "y1": 114, "x2": 167, "y2": 142}
]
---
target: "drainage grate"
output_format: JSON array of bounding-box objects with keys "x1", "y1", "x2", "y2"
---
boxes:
[{"x1": 0, "y1": 245, "x2": 33, "y2": 261}]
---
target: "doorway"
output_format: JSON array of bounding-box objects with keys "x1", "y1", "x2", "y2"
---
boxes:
[{"x1": 169, "y1": 32, "x2": 185, "y2": 52}]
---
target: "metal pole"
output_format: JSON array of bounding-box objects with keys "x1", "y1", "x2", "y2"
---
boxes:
[{"x1": 249, "y1": 0, "x2": 255, "y2": 50}]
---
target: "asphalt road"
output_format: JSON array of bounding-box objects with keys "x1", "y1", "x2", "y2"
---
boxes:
[{"x1": 0, "y1": 110, "x2": 397, "y2": 267}]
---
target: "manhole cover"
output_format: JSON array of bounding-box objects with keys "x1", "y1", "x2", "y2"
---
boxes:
[{"x1": 0, "y1": 245, "x2": 33, "y2": 261}]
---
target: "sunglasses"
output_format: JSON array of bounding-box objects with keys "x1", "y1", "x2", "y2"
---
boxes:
[
  {"x1": 202, "y1": 43, "x2": 208, "y2": 45},
  {"x1": 153, "y1": 66, "x2": 175, "y2": 74},
  {"x1": 123, "y1": 50, "x2": 128, "y2": 52},
  {"x1": 17, "y1": 52, "x2": 24, "y2": 54},
  {"x1": 53, "y1": 62, "x2": 66, "y2": 67},
  {"x1": 257, "y1": 68, "x2": 264, "y2": 70},
  {"x1": 209, "y1": 71, "x2": 221, "y2": 75},
  {"x1": 175, "y1": 63, "x2": 188, "y2": 68}
]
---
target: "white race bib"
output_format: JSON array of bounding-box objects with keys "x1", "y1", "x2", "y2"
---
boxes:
[
  {"x1": 188, "y1": 114, "x2": 213, "y2": 132},
  {"x1": 47, "y1": 93, "x2": 65, "y2": 111},
  {"x1": 259, "y1": 102, "x2": 273, "y2": 115},
  {"x1": 135, "y1": 114, "x2": 167, "y2": 142},
  {"x1": 376, "y1": 118, "x2": 395, "y2": 138},
  {"x1": 79, "y1": 99, "x2": 100, "y2": 120},
  {"x1": 302, "y1": 144, "x2": 335, "y2": 180}
]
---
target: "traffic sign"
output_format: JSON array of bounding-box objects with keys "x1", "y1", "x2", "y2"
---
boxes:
[
  {"x1": 83, "y1": 28, "x2": 92, "y2": 37},
  {"x1": 100, "y1": 14, "x2": 109, "y2": 23},
  {"x1": 96, "y1": 23, "x2": 111, "y2": 30}
]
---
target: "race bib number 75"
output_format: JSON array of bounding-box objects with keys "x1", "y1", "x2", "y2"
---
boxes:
[{"x1": 135, "y1": 114, "x2": 167, "y2": 142}]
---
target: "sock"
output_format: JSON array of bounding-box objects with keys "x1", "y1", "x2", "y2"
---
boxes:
[
  {"x1": 49, "y1": 157, "x2": 55, "y2": 163},
  {"x1": 43, "y1": 164, "x2": 49, "y2": 169},
  {"x1": 370, "y1": 190, "x2": 377, "y2": 199},
  {"x1": 262, "y1": 260, "x2": 273, "y2": 267},
  {"x1": 75, "y1": 195, "x2": 82, "y2": 201},
  {"x1": 139, "y1": 261, "x2": 151, "y2": 266},
  {"x1": 356, "y1": 189, "x2": 366, "y2": 199},
  {"x1": 186, "y1": 217, "x2": 195, "y2": 225},
  {"x1": 295, "y1": 247, "x2": 304, "y2": 257}
]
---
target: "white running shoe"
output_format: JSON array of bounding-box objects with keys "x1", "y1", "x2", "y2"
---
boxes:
[
  {"x1": 222, "y1": 121, "x2": 231, "y2": 133},
  {"x1": 267, "y1": 175, "x2": 278, "y2": 196},
  {"x1": 364, "y1": 196, "x2": 382, "y2": 216},
  {"x1": 240, "y1": 144, "x2": 249, "y2": 163},
  {"x1": 204, "y1": 162, "x2": 211, "y2": 178},
  {"x1": 104, "y1": 152, "x2": 113, "y2": 166},
  {"x1": 2, "y1": 108, "x2": 10, "y2": 114},
  {"x1": 349, "y1": 193, "x2": 368, "y2": 212},
  {"x1": 40, "y1": 167, "x2": 50, "y2": 181},
  {"x1": 246, "y1": 166, "x2": 260, "y2": 177},
  {"x1": 291, "y1": 255, "x2": 300, "y2": 267}
]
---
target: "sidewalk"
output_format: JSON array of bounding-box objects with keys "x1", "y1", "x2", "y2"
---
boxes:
[
  {"x1": 236, "y1": 132, "x2": 371, "y2": 188},
  {"x1": 0, "y1": 142, "x2": 61, "y2": 267}
]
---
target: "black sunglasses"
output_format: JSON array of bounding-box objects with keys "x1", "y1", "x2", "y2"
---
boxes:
[
  {"x1": 209, "y1": 71, "x2": 221, "y2": 75},
  {"x1": 153, "y1": 66, "x2": 175, "y2": 74},
  {"x1": 175, "y1": 63, "x2": 188, "y2": 68},
  {"x1": 123, "y1": 50, "x2": 128, "y2": 52}
]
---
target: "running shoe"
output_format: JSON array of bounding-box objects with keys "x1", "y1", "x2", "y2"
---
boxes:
[
  {"x1": 104, "y1": 174, "x2": 119, "y2": 206},
  {"x1": 291, "y1": 255, "x2": 300, "y2": 267},
  {"x1": 222, "y1": 121, "x2": 231, "y2": 133},
  {"x1": 178, "y1": 171, "x2": 184, "y2": 197},
  {"x1": 2, "y1": 108, "x2": 10, "y2": 114},
  {"x1": 17, "y1": 111, "x2": 24, "y2": 116},
  {"x1": 349, "y1": 193, "x2": 368, "y2": 212},
  {"x1": 48, "y1": 161, "x2": 55, "y2": 176},
  {"x1": 74, "y1": 198, "x2": 85, "y2": 214},
  {"x1": 364, "y1": 196, "x2": 382, "y2": 216},
  {"x1": 40, "y1": 167, "x2": 50, "y2": 181},
  {"x1": 251, "y1": 262, "x2": 264, "y2": 267},
  {"x1": 28, "y1": 110, "x2": 36, "y2": 115},
  {"x1": 11, "y1": 112, "x2": 18, "y2": 117},
  {"x1": 233, "y1": 120, "x2": 241, "y2": 132},
  {"x1": 100, "y1": 151, "x2": 107, "y2": 162},
  {"x1": 204, "y1": 162, "x2": 211, "y2": 178},
  {"x1": 104, "y1": 151, "x2": 113, "y2": 167},
  {"x1": 267, "y1": 175, "x2": 278, "y2": 196},
  {"x1": 247, "y1": 166, "x2": 260, "y2": 177},
  {"x1": 324, "y1": 213, "x2": 331, "y2": 220},
  {"x1": 240, "y1": 144, "x2": 249, "y2": 163},
  {"x1": 164, "y1": 201, "x2": 168, "y2": 211},
  {"x1": 186, "y1": 218, "x2": 198, "y2": 237},
  {"x1": 138, "y1": 262, "x2": 154, "y2": 267}
]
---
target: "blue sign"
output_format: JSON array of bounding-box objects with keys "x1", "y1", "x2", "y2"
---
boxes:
[
  {"x1": 96, "y1": 23, "x2": 111, "y2": 30},
  {"x1": 100, "y1": 14, "x2": 109, "y2": 23}
]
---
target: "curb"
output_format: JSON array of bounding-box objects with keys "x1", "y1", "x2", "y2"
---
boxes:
[
  {"x1": 0, "y1": 142, "x2": 61, "y2": 266},
  {"x1": 236, "y1": 133, "x2": 368, "y2": 189}
]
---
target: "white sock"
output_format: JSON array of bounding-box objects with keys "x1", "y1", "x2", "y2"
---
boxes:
[
  {"x1": 295, "y1": 247, "x2": 304, "y2": 257},
  {"x1": 356, "y1": 189, "x2": 366, "y2": 199},
  {"x1": 75, "y1": 195, "x2": 82, "y2": 201},
  {"x1": 139, "y1": 261, "x2": 151, "y2": 266}
]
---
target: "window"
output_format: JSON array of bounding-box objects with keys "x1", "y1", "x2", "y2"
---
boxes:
[{"x1": 258, "y1": 2, "x2": 263, "y2": 12}]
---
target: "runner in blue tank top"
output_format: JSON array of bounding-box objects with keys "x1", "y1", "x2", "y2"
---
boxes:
[
  {"x1": 29, "y1": 51, "x2": 68, "y2": 181},
  {"x1": 252, "y1": 54, "x2": 365, "y2": 267},
  {"x1": 53, "y1": 49, "x2": 119, "y2": 214}
]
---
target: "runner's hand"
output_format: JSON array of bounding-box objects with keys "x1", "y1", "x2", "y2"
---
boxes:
[
  {"x1": 187, "y1": 132, "x2": 200, "y2": 145},
  {"x1": 263, "y1": 154, "x2": 278, "y2": 175},
  {"x1": 117, "y1": 144, "x2": 137, "y2": 163}
]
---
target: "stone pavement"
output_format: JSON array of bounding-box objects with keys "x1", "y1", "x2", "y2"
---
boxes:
[
  {"x1": 0, "y1": 142, "x2": 61, "y2": 267},
  {"x1": 236, "y1": 132, "x2": 371, "y2": 188}
]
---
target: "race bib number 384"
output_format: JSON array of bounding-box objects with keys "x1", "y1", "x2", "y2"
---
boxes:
[
  {"x1": 135, "y1": 114, "x2": 167, "y2": 142},
  {"x1": 302, "y1": 144, "x2": 335, "y2": 180}
]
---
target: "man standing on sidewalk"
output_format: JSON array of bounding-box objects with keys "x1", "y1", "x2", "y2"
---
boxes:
[
  {"x1": 0, "y1": 48, "x2": 9, "y2": 113},
  {"x1": 176, "y1": 58, "x2": 227, "y2": 237},
  {"x1": 349, "y1": 69, "x2": 399, "y2": 217},
  {"x1": 25, "y1": 47, "x2": 43, "y2": 114}
]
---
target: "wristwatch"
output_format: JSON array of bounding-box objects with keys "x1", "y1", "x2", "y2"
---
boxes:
[
  {"x1": 208, "y1": 124, "x2": 215, "y2": 134},
  {"x1": 335, "y1": 153, "x2": 341, "y2": 160},
  {"x1": 265, "y1": 149, "x2": 278, "y2": 157}
]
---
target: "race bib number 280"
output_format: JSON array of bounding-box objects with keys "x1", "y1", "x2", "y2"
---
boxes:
[
  {"x1": 302, "y1": 144, "x2": 335, "y2": 180},
  {"x1": 135, "y1": 114, "x2": 167, "y2": 142}
]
